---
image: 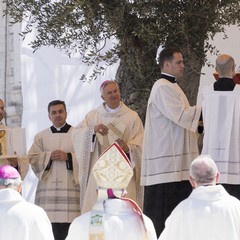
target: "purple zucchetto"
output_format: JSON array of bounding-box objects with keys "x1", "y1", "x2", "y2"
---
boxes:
[
  {"x1": 99, "y1": 80, "x2": 117, "y2": 93},
  {"x1": 100, "y1": 80, "x2": 112, "y2": 91},
  {"x1": 0, "y1": 165, "x2": 20, "y2": 179}
]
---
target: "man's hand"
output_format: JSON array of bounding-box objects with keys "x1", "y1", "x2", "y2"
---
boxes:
[
  {"x1": 50, "y1": 150, "x2": 67, "y2": 161},
  {"x1": 116, "y1": 139, "x2": 129, "y2": 153},
  {"x1": 94, "y1": 124, "x2": 108, "y2": 135}
]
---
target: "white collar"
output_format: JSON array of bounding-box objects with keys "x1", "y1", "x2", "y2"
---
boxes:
[
  {"x1": 105, "y1": 103, "x2": 121, "y2": 113},
  {"x1": 53, "y1": 123, "x2": 66, "y2": 131}
]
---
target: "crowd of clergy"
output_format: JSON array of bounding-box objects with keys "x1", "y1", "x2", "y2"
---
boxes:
[{"x1": 1, "y1": 47, "x2": 240, "y2": 240}]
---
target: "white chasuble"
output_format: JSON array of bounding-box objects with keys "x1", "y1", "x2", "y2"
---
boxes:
[{"x1": 72, "y1": 102, "x2": 144, "y2": 213}]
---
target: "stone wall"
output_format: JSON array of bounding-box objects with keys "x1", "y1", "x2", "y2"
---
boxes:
[{"x1": 0, "y1": 2, "x2": 22, "y2": 127}]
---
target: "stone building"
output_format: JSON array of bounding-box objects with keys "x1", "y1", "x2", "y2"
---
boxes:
[{"x1": 0, "y1": 2, "x2": 22, "y2": 127}]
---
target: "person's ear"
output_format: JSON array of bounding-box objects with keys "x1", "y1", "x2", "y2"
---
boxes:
[
  {"x1": 165, "y1": 61, "x2": 170, "y2": 69},
  {"x1": 215, "y1": 172, "x2": 220, "y2": 184},
  {"x1": 232, "y1": 64, "x2": 236, "y2": 74},
  {"x1": 17, "y1": 183, "x2": 22, "y2": 193},
  {"x1": 189, "y1": 176, "x2": 196, "y2": 188}
]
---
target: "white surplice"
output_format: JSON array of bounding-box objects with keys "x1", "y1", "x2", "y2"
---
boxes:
[
  {"x1": 141, "y1": 78, "x2": 201, "y2": 186},
  {"x1": 201, "y1": 84, "x2": 240, "y2": 184}
]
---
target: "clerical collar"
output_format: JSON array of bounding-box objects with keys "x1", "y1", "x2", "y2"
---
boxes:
[
  {"x1": 51, "y1": 123, "x2": 71, "y2": 133},
  {"x1": 160, "y1": 73, "x2": 176, "y2": 83},
  {"x1": 105, "y1": 102, "x2": 121, "y2": 113},
  {"x1": 214, "y1": 77, "x2": 235, "y2": 91}
]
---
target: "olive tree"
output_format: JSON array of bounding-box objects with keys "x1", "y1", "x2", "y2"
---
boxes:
[{"x1": 4, "y1": 0, "x2": 240, "y2": 120}]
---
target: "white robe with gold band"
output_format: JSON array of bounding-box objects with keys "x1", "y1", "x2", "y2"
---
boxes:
[{"x1": 72, "y1": 102, "x2": 144, "y2": 213}]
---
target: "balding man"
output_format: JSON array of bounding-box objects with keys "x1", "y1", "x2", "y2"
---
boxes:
[
  {"x1": 201, "y1": 54, "x2": 240, "y2": 200},
  {"x1": 159, "y1": 155, "x2": 240, "y2": 240},
  {"x1": 213, "y1": 53, "x2": 236, "y2": 90}
]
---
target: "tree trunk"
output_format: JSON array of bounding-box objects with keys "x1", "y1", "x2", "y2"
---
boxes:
[
  {"x1": 178, "y1": 49, "x2": 203, "y2": 105},
  {"x1": 115, "y1": 42, "x2": 159, "y2": 124}
]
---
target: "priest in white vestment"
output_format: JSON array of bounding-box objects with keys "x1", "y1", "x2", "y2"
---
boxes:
[
  {"x1": 0, "y1": 164, "x2": 54, "y2": 240},
  {"x1": 66, "y1": 143, "x2": 157, "y2": 240},
  {"x1": 0, "y1": 98, "x2": 29, "y2": 179},
  {"x1": 72, "y1": 80, "x2": 144, "y2": 213},
  {"x1": 201, "y1": 54, "x2": 240, "y2": 199},
  {"x1": 141, "y1": 48, "x2": 201, "y2": 236},
  {"x1": 159, "y1": 155, "x2": 240, "y2": 240},
  {"x1": 28, "y1": 100, "x2": 80, "y2": 240}
]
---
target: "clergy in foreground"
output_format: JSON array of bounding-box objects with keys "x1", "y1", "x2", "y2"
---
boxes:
[
  {"x1": 28, "y1": 100, "x2": 80, "y2": 240},
  {"x1": 0, "y1": 164, "x2": 54, "y2": 240},
  {"x1": 201, "y1": 54, "x2": 240, "y2": 200},
  {"x1": 159, "y1": 155, "x2": 240, "y2": 240},
  {"x1": 66, "y1": 142, "x2": 157, "y2": 240},
  {"x1": 72, "y1": 80, "x2": 144, "y2": 213}
]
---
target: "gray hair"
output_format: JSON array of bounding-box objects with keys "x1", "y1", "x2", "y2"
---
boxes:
[
  {"x1": 100, "y1": 80, "x2": 119, "y2": 95},
  {"x1": 190, "y1": 155, "x2": 218, "y2": 186},
  {"x1": 0, "y1": 177, "x2": 22, "y2": 190}
]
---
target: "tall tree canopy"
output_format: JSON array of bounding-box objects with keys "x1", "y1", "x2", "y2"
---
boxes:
[{"x1": 4, "y1": 0, "x2": 240, "y2": 120}]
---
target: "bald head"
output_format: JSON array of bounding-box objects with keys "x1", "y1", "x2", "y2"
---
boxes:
[
  {"x1": 216, "y1": 54, "x2": 235, "y2": 78},
  {"x1": 189, "y1": 155, "x2": 219, "y2": 188}
]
